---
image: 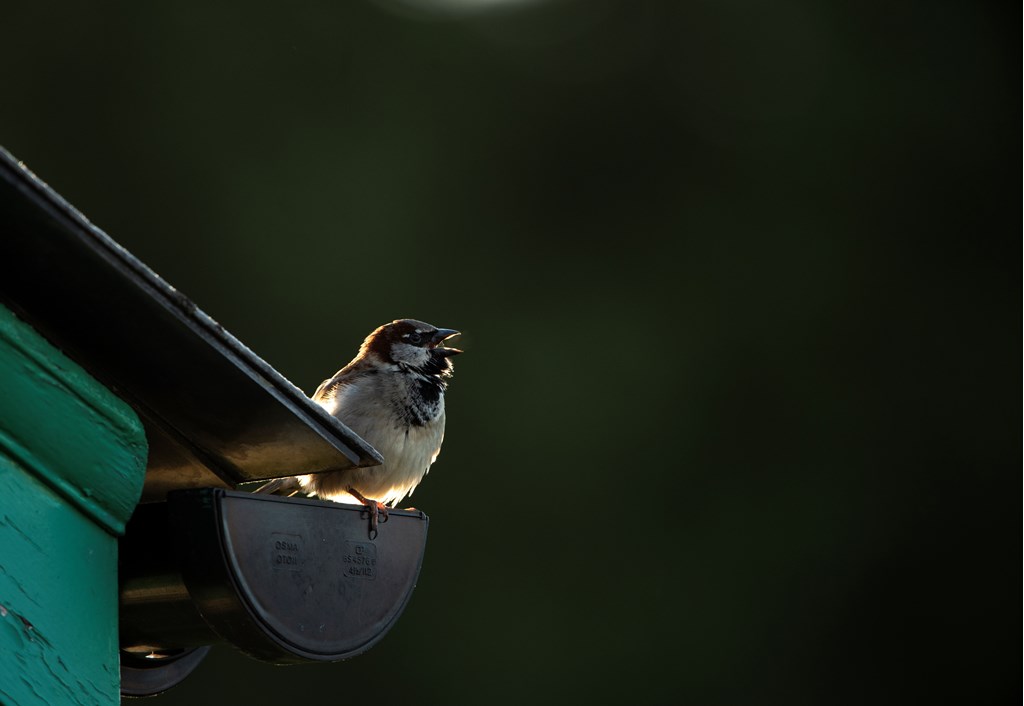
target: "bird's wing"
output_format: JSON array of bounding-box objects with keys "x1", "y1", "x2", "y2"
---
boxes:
[
  {"x1": 312, "y1": 359, "x2": 372, "y2": 402},
  {"x1": 312, "y1": 369, "x2": 356, "y2": 402},
  {"x1": 312, "y1": 375, "x2": 338, "y2": 401}
]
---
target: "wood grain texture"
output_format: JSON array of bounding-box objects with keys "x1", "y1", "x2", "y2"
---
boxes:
[
  {"x1": 0, "y1": 304, "x2": 148, "y2": 705},
  {"x1": 0, "y1": 457, "x2": 120, "y2": 705},
  {"x1": 0, "y1": 305, "x2": 147, "y2": 535}
]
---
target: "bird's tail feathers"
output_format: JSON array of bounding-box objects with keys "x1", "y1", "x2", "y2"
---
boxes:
[{"x1": 254, "y1": 476, "x2": 302, "y2": 496}]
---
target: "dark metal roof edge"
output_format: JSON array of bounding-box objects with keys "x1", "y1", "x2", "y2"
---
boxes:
[{"x1": 0, "y1": 147, "x2": 384, "y2": 470}]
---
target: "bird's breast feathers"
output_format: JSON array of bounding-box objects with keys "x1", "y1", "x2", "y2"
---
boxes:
[{"x1": 312, "y1": 372, "x2": 446, "y2": 505}]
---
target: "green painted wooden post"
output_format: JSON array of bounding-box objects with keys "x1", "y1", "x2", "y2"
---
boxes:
[{"x1": 0, "y1": 304, "x2": 147, "y2": 705}]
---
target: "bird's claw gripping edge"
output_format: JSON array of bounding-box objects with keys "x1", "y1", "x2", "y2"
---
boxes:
[
  {"x1": 364, "y1": 501, "x2": 389, "y2": 540},
  {"x1": 348, "y1": 487, "x2": 389, "y2": 539}
]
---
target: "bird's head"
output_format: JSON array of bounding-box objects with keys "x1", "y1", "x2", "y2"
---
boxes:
[{"x1": 361, "y1": 319, "x2": 462, "y2": 375}]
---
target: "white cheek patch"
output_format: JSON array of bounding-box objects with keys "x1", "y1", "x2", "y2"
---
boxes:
[{"x1": 391, "y1": 342, "x2": 431, "y2": 366}]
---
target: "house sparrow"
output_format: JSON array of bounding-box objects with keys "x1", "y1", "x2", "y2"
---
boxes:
[{"x1": 259, "y1": 319, "x2": 461, "y2": 537}]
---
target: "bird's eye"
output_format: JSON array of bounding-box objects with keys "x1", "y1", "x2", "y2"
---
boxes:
[{"x1": 406, "y1": 332, "x2": 423, "y2": 345}]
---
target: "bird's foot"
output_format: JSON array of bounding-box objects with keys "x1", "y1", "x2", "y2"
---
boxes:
[
  {"x1": 347, "y1": 487, "x2": 389, "y2": 539},
  {"x1": 365, "y1": 501, "x2": 389, "y2": 539}
]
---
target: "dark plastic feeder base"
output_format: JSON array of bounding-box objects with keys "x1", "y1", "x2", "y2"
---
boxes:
[
  {"x1": 120, "y1": 647, "x2": 211, "y2": 698},
  {"x1": 119, "y1": 489, "x2": 429, "y2": 694}
]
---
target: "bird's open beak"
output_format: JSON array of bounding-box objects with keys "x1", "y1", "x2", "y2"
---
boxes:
[{"x1": 431, "y1": 328, "x2": 463, "y2": 356}]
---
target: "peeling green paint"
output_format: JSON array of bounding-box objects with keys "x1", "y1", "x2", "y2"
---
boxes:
[
  {"x1": 0, "y1": 304, "x2": 149, "y2": 705},
  {"x1": 0, "y1": 305, "x2": 147, "y2": 535}
]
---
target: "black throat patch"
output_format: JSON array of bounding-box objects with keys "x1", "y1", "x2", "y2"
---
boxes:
[{"x1": 398, "y1": 372, "x2": 445, "y2": 427}]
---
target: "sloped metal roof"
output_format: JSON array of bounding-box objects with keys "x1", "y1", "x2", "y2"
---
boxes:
[{"x1": 0, "y1": 147, "x2": 382, "y2": 501}]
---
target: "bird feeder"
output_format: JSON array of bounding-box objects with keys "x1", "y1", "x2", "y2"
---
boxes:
[
  {"x1": 0, "y1": 147, "x2": 429, "y2": 700},
  {"x1": 119, "y1": 490, "x2": 428, "y2": 695}
]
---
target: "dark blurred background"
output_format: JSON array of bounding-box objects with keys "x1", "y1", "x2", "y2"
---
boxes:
[{"x1": 3, "y1": 0, "x2": 1016, "y2": 703}]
